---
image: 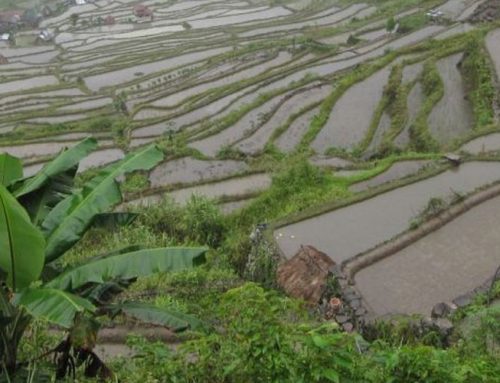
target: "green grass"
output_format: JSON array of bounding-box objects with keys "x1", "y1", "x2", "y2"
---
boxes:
[
  {"x1": 408, "y1": 59, "x2": 442, "y2": 152},
  {"x1": 461, "y1": 36, "x2": 496, "y2": 129},
  {"x1": 397, "y1": 12, "x2": 430, "y2": 34}
]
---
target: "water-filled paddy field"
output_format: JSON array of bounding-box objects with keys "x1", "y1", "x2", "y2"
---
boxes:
[
  {"x1": 275, "y1": 162, "x2": 500, "y2": 263},
  {"x1": 355, "y1": 192, "x2": 500, "y2": 315}
]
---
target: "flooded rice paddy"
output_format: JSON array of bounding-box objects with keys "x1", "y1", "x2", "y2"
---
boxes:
[
  {"x1": 427, "y1": 53, "x2": 473, "y2": 144},
  {"x1": 461, "y1": 133, "x2": 500, "y2": 154},
  {"x1": 127, "y1": 173, "x2": 271, "y2": 206},
  {"x1": 149, "y1": 157, "x2": 248, "y2": 187},
  {"x1": 356, "y1": 193, "x2": 500, "y2": 315},
  {"x1": 312, "y1": 67, "x2": 391, "y2": 152},
  {"x1": 276, "y1": 162, "x2": 500, "y2": 263},
  {"x1": 350, "y1": 160, "x2": 432, "y2": 192},
  {"x1": 83, "y1": 47, "x2": 231, "y2": 91},
  {"x1": 235, "y1": 85, "x2": 332, "y2": 155},
  {"x1": 78, "y1": 148, "x2": 125, "y2": 172},
  {"x1": 276, "y1": 107, "x2": 319, "y2": 152},
  {"x1": 0, "y1": 76, "x2": 58, "y2": 95}
]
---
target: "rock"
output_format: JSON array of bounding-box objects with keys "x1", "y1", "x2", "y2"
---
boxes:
[
  {"x1": 344, "y1": 291, "x2": 359, "y2": 301},
  {"x1": 453, "y1": 294, "x2": 472, "y2": 308},
  {"x1": 421, "y1": 317, "x2": 434, "y2": 329},
  {"x1": 276, "y1": 245, "x2": 335, "y2": 304},
  {"x1": 434, "y1": 318, "x2": 454, "y2": 336},
  {"x1": 337, "y1": 278, "x2": 349, "y2": 289},
  {"x1": 431, "y1": 302, "x2": 457, "y2": 318},
  {"x1": 350, "y1": 299, "x2": 361, "y2": 309},
  {"x1": 335, "y1": 315, "x2": 350, "y2": 324},
  {"x1": 342, "y1": 322, "x2": 354, "y2": 332},
  {"x1": 343, "y1": 287, "x2": 356, "y2": 296},
  {"x1": 355, "y1": 307, "x2": 367, "y2": 316}
]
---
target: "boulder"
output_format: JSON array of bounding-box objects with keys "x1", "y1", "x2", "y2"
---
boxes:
[
  {"x1": 276, "y1": 245, "x2": 334, "y2": 304},
  {"x1": 431, "y1": 301, "x2": 457, "y2": 318}
]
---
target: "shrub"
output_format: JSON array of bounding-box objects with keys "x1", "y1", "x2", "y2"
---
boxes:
[
  {"x1": 386, "y1": 17, "x2": 396, "y2": 32},
  {"x1": 182, "y1": 195, "x2": 227, "y2": 248},
  {"x1": 398, "y1": 13, "x2": 428, "y2": 34}
]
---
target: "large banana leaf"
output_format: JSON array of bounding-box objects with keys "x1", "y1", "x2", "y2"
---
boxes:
[
  {"x1": 14, "y1": 137, "x2": 97, "y2": 198},
  {"x1": 14, "y1": 288, "x2": 95, "y2": 328},
  {"x1": 75, "y1": 245, "x2": 146, "y2": 303},
  {"x1": 110, "y1": 302, "x2": 203, "y2": 331},
  {"x1": 20, "y1": 167, "x2": 77, "y2": 226},
  {"x1": 42, "y1": 145, "x2": 163, "y2": 262},
  {"x1": 43, "y1": 179, "x2": 122, "y2": 262},
  {"x1": 0, "y1": 153, "x2": 22, "y2": 187},
  {"x1": 0, "y1": 184, "x2": 45, "y2": 290},
  {"x1": 46, "y1": 247, "x2": 207, "y2": 291}
]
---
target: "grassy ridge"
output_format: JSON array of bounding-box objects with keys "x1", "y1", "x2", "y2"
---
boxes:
[{"x1": 461, "y1": 36, "x2": 496, "y2": 128}]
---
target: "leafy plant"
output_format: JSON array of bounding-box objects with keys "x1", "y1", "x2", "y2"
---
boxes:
[
  {"x1": 386, "y1": 17, "x2": 396, "y2": 32},
  {"x1": 0, "y1": 138, "x2": 207, "y2": 379},
  {"x1": 119, "y1": 283, "x2": 357, "y2": 383}
]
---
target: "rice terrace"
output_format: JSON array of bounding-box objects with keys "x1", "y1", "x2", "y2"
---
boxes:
[{"x1": 0, "y1": 0, "x2": 499, "y2": 381}]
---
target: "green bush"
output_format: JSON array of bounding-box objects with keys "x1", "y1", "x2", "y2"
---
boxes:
[
  {"x1": 182, "y1": 195, "x2": 227, "y2": 248},
  {"x1": 455, "y1": 305, "x2": 500, "y2": 357},
  {"x1": 398, "y1": 13, "x2": 428, "y2": 34},
  {"x1": 234, "y1": 159, "x2": 348, "y2": 230},
  {"x1": 366, "y1": 345, "x2": 464, "y2": 383},
  {"x1": 386, "y1": 17, "x2": 396, "y2": 32},
  {"x1": 136, "y1": 195, "x2": 227, "y2": 248}
]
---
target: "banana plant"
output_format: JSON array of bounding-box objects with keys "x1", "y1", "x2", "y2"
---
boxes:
[{"x1": 0, "y1": 139, "x2": 207, "y2": 378}]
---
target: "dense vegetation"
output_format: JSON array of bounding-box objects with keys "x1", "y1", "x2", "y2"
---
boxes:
[{"x1": 0, "y1": 144, "x2": 208, "y2": 380}]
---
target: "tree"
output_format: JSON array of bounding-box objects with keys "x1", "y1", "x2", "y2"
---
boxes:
[
  {"x1": 386, "y1": 16, "x2": 396, "y2": 32},
  {"x1": 0, "y1": 140, "x2": 207, "y2": 379},
  {"x1": 70, "y1": 13, "x2": 79, "y2": 26}
]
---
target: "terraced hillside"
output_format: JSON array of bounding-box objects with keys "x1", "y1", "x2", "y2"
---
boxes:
[{"x1": 2, "y1": 0, "x2": 500, "y2": 322}]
